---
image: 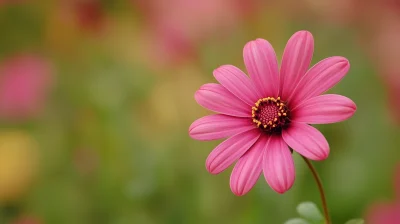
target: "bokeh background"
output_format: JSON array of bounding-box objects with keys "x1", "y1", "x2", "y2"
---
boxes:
[{"x1": 0, "y1": 0, "x2": 400, "y2": 223}]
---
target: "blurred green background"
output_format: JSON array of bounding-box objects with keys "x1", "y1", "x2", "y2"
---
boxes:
[{"x1": 0, "y1": 0, "x2": 399, "y2": 223}]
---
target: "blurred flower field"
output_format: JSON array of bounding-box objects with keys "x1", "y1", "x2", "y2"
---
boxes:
[{"x1": 0, "y1": 1, "x2": 400, "y2": 223}]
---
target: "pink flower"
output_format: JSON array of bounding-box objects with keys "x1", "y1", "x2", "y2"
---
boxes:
[
  {"x1": 189, "y1": 31, "x2": 356, "y2": 196},
  {"x1": 0, "y1": 54, "x2": 53, "y2": 121},
  {"x1": 365, "y1": 165, "x2": 400, "y2": 223}
]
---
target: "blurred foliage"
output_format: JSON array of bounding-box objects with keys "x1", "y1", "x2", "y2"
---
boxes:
[{"x1": 0, "y1": 1, "x2": 399, "y2": 224}]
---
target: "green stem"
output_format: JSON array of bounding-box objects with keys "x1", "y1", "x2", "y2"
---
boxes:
[{"x1": 301, "y1": 156, "x2": 331, "y2": 224}]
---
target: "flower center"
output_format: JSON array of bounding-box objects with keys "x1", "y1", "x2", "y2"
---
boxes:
[{"x1": 251, "y1": 97, "x2": 290, "y2": 133}]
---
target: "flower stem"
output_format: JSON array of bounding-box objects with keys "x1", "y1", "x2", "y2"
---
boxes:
[{"x1": 301, "y1": 155, "x2": 331, "y2": 224}]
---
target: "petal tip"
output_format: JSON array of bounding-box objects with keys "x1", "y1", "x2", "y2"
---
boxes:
[
  {"x1": 244, "y1": 38, "x2": 270, "y2": 48},
  {"x1": 347, "y1": 98, "x2": 357, "y2": 113},
  {"x1": 194, "y1": 89, "x2": 202, "y2": 102},
  {"x1": 188, "y1": 124, "x2": 194, "y2": 135},
  {"x1": 352, "y1": 102, "x2": 357, "y2": 111},
  {"x1": 243, "y1": 39, "x2": 257, "y2": 52},
  {"x1": 212, "y1": 64, "x2": 235, "y2": 79},
  {"x1": 213, "y1": 65, "x2": 225, "y2": 74},
  {"x1": 271, "y1": 184, "x2": 292, "y2": 194},
  {"x1": 232, "y1": 190, "x2": 246, "y2": 196},
  {"x1": 333, "y1": 56, "x2": 350, "y2": 68},
  {"x1": 230, "y1": 177, "x2": 251, "y2": 196},
  {"x1": 340, "y1": 58, "x2": 350, "y2": 67},
  {"x1": 230, "y1": 185, "x2": 247, "y2": 196},
  {"x1": 255, "y1": 38, "x2": 273, "y2": 47},
  {"x1": 314, "y1": 150, "x2": 330, "y2": 161},
  {"x1": 205, "y1": 165, "x2": 216, "y2": 174},
  {"x1": 309, "y1": 143, "x2": 330, "y2": 161},
  {"x1": 287, "y1": 31, "x2": 314, "y2": 47},
  {"x1": 243, "y1": 40, "x2": 254, "y2": 49},
  {"x1": 188, "y1": 122, "x2": 198, "y2": 138},
  {"x1": 294, "y1": 30, "x2": 313, "y2": 39},
  {"x1": 205, "y1": 158, "x2": 220, "y2": 175},
  {"x1": 255, "y1": 38, "x2": 267, "y2": 42},
  {"x1": 274, "y1": 189, "x2": 287, "y2": 194}
]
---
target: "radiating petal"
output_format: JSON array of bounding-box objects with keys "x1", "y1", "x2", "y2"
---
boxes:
[
  {"x1": 291, "y1": 94, "x2": 356, "y2": 124},
  {"x1": 288, "y1": 56, "x2": 350, "y2": 107},
  {"x1": 243, "y1": 38, "x2": 279, "y2": 97},
  {"x1": 263, "y1": 136, "x2": 295, "y2": 194},
  {"x1": 230, "y1": 135, "x2": 269, "y2": 196},
  {"x1": 280, "y1": 31, "x2": 314, "y2": 100},
  {"x1": 282, "y1": 122, "x2": 330, "y2": 160},
  {"x1": 189, "y1": 114, "x2": 255, "y2": 141},
  {"x1": 213, "y1": 65, "x2": 260, "y2": 106},
  {"x1": 195, "y1": 83, "x2": 251, "y2": 117},
  {"x1": 206, "y1": 129, "x2": 261, "y2": 174}
]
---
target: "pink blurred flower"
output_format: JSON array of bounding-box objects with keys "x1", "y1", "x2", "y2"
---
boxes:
[
  {"x1": 134, "y1": 0, "x2": 262, "y2": 67},
  {"x1": 189, "y1": 31, "x2": 356, "y2": 196},
  {"x1": 0, "y1": 54, "x2": 53, "y2": 121},
  {"x1": 365, "y1": 165, "x2": 400, "y2": 224}
]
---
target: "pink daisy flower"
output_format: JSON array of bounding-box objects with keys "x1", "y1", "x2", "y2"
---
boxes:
[{"x1": 189, "y1": 30, "x2": 357, "y2": 196}]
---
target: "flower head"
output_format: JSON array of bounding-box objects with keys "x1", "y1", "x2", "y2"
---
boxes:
[{"x1": 189, "y1": 31, "x2": 356, "y2": 196}]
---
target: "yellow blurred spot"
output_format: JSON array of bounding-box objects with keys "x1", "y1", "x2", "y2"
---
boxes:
[{"x1": 0, "y1": 131, "x2": 39, "y2": 202}]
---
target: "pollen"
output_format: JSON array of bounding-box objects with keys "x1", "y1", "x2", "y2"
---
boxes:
[{"x1": 251, "y1": 97, "x2": 290, "y2": 133}]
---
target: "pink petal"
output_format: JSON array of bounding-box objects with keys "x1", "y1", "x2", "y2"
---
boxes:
[
  {"x1": 263, "y1": 136, "x2": 295, "y2": 194},
  {"x1": 282, "y1": 122, "x2": 330, "y2": 160},
  {"x1": 213, "y1": 65, "x2": 260, "y2": 106},
  {"x1": 243, "y1": 38, "x2": 279, "y2": 98},
  {"x1": 288, "y1": 56, "x2": 350, "y2": 107},
  {"x1": 291, "y1": 94, "x2": 357, "y2": 124},
  {"x1": 366, "y1": 203, "x2": 400, "y2": 224},
  {"x1": 206, "y1": 129, "x2": 261, "y2": 174},
  {"x1": 280, "y1": 31, "x2": 314, "y2": 100},
  {"x1": 189, "y1": 114, "x2": 255, "y2": 141},
  {"x1": 195, "y1": 83, "x2": 251, "y2": 117},
  {"x1": 230, "y1": 135, "x2": 268, "y2": 196}
]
